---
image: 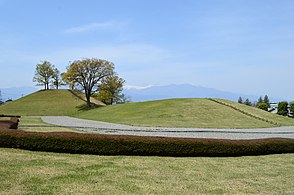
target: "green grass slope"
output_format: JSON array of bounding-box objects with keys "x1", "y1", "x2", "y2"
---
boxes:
[
  {"x1": 0, "y1": 90, "x2": 86, "y2": 116},
  {"x1": 75, "y1": 98, "x2": 294, "y2": 128}
]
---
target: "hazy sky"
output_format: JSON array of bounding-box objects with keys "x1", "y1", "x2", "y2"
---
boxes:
[{"x1": 0, "y1": 0, "x2": 293, "y2": 99}]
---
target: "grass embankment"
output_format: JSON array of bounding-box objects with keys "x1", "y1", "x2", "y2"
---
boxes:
[
  {"x1": 214, "y1": 98, "x2": 294, "y2": 126},
  {"x1": 1, "y1": 148, "x2": 293, "y2": 194},
  {"x1": 0, "y1": 90, "x2": 86, "y2": 116},
  {"x1": 76, "y1": 98, "x2": 294, "y2": 128}
]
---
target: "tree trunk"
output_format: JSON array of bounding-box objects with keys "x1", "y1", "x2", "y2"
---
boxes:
[{"x1": 85, "y1": 91, "x2": 91, "y2": 109}]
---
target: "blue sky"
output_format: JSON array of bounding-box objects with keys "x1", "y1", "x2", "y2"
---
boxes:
[{"x1": 0, "y1": 0, "x2": 294, "y2": 100}]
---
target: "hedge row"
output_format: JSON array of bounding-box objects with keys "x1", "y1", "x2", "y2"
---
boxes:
[{"x1": 0, "y1": 129, "x2": 293, "y2": 157}]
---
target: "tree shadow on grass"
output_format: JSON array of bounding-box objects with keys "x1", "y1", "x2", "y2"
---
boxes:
[{"x1": 76, "y1": 103, "x2": 105, "y2": 111}]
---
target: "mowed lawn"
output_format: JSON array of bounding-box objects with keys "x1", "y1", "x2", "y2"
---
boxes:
[
  {"x1": 76, "y1": 98, "x2": 283, "y2": 128},
  {"x1": 0, "y1": 148, "x2": 293, "y2": 194},
  {"x1": 0, "y1": 90, "x2": 85, "y2": 116}
]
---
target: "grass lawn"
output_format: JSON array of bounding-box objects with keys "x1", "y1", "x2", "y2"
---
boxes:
[
  {"x1": 0, "y1": 148, "x2": 293, "y2": 194},
  {"x1": 18, "y1": 117, "x2": 81, "y2": 133},
  {"x1": 0, "y1": 90, "x2": 86, "y2": 116},
  {"x1": 76, "y1": 98, "x2": 280, "y2": 128}
]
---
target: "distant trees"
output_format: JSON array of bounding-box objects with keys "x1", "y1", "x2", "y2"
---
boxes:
[
  {"x1": 290, "y1": 102, "x2": 294, "y2": 115},
  {"x1": 277, "y1": 101, "x2": 288, "y2": 116},
  {"x1": 238, "y1": 97, "x2": 243, "y2": 104},
  {"x1": 62, "y1": 58, "x2": 116, "y2": 108},
  {"x1": 51, "y1": 68, "x2": 63, "y2": 89},
  {"x1": 244, "y1": 98, "x2": 252, "y2": 106},
  {"x1": 0, "y1": 89, "x2": 3, "y2": 104}
]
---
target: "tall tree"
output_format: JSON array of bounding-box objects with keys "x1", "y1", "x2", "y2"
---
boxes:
[
  {"x1": 51, "y1": 68, "x2": 63, "y2": 89},
  {"x1": 97, "y1": 74, "x2": 125, "y2": 105},
  {"x1": 258, "y1": 96, "x2": 263, "y2": 104},
  {"x1": 238, "y1": 97, "x2": 243, "y2": 104},
  {"x1": 62, "y1": 58, "x2": 114, "y2": 108},
  {"x1": 263, "y1": 95, "x2": 270, "y2": 108},
  {"x1": 33, "y1": 61, "x2": 55, "y2": 90}
]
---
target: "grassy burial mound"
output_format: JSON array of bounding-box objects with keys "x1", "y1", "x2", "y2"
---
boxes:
[
  {"x1": 0, "y1": 90, "x2": 88, "y2": 116},
  {"x1": 76, "y1": 98, "x2": 294, "y2": 129}
]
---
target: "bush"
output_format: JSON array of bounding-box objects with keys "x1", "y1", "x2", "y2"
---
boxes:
[
  {"x1": 0, "y1": 129, "x2": 293, "y2": 157},
  {"x1": 257, "y1": 103, "x2": 269, "y2": 111}
]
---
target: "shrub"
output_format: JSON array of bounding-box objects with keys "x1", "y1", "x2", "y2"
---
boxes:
[
  {"x1": 257, "y1": 103, "x2": 269, "y2": 111},
  {"x1": 0, "y1": 129, "x2": 293, "y2": 157}
]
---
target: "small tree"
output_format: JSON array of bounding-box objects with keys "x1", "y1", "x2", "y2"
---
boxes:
[
  {"x1": 97, "y1": 74, "x2": 125, "y2": 105},
  {"x1": 244, "y1": 98, "x2": 252, "y2": 106},
  {"x1": 264, "y1": 95, "x2": 270, "y2": 108},
  {"x1": 238, "y1": 97, "x2": 243, "y2": 104},
  {"x1": 277, "y1": 101, "x2": 288, "y2": 116},
  {"x1": 62, "y1": 58, "x2": 114, "y2": 108},
  {"x1": 257, "y1": 103, "x2": 268, "y2": 111},
  {"x1": 33, "y1": 61, "x2": 55, "y2": 90}
]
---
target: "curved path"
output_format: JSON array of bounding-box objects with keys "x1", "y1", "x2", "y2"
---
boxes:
[{"x1": 41, "y1": 116, "x2": 294, "y2": 140}]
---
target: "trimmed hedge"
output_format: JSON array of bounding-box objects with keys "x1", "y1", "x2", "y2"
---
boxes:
[{"x1": 0, "y1": 129, "x2": 293, "y2": 157}]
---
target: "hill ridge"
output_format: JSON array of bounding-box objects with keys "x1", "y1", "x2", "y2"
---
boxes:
[{"x1": 208, "y1": 98, "x2": 281, "y2": 127}]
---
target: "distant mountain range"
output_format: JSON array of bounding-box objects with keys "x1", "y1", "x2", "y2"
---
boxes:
[
  {"x1": 0, "y1": 84, "x2": 281, "y2": 103},
  {"x1": 123, "y1": 84, "x2": 279, "y2": 103}
]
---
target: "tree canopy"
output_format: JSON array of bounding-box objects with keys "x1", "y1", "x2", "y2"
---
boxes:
[
  {"x1": 97, "y1": 74, "x2": 125, "y2": 105},
  {"x1": 33, "y1": 61, "x2": 55, "y2": 90},
  {"x1": 62, "y1": 58, "x2": 115, "y2": 108}
]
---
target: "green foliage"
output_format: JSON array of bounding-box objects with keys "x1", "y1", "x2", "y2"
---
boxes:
[
  {"x1": 277, "y1": 101, "x2": 288, "y2": 116},
  {"x1": 264, "y1": 95, "x2": 270, "y2": 108},
  {"x1": 62, "y1": 58, "x2": 115, "y2": 108},
  {"x1": 257, "y1": 103, "x2": 269, "y2": 111},
  {"x1": 258, "y1": 96, "x2": 263, "y2": 104},
  {"x1": 244, "y1": 98, "x2": 252, "y2": 106},
  {"x1": 238, "y1": 97, "x2": 243, "y2": 104},
  {"x1": 290, "y1": 102, "x2": 294, "y2": 112},
  {"x1": 97, "y1": 74, "x2": 125, "y2": 105},
  {"x1": 33, "y1": 61, "x2": 55, "y2": 90},
  {"x1": 51, "y1": 68, "x2": 64, "y2": 89},
  {"x1": 1, "y1": 129, "x2": 294, "y2": 157}
]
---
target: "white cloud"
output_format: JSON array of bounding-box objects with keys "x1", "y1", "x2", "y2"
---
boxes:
[{"x1": 65, "y1": 21, "x2": 127, "y2": 33}]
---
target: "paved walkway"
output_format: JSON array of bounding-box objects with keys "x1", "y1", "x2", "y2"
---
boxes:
[{"x1": 41, "y1": 116, "x2": 294, "y2": 140}]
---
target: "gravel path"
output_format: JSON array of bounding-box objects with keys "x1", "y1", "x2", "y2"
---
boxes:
[{"x1": 41, "y1": 116, "x2": 294, "y2": 140}]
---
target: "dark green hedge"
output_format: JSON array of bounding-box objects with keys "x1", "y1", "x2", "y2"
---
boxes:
[{"x1": 0, "y1": 129, "x2": 293, "y2": 157}]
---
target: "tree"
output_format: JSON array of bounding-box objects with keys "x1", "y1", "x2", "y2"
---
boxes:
[
  {"x1": 257, "y1": 103, "x2": 268, "y2": 111},
  {"x1": 238, "y1": 97, "x2": 243, "y2": 104},
  {"x1": 258, "y1": 96, "x2": 263, "y2": 104},
  {"x1": 244, "y1": 98, "x2": 252, "y2": 106},
  {"x1": 263, "y1": 95, "x2": 270, "y2": 108},
  {"x1": 97, "y1": 74, "x2": 125, "y2": 105},
  {"x1": 51, "y1": 68, "x2": 63, "y2": 89},
  {"x1": 290, "y1": 102, "x2": 294, "y2": 114},
  {"x1": 0, "y1": 89, "x2": 3, "y2": 104},
  {"x1": 277, "y1": 101, "x2": 288, "y2": 116},
  {"x1": 62, "y1": 58, "x2": 114, "y2": 108},
  {"x1": 33, "y1": 61, "x2": 55, "y2": 90}
]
